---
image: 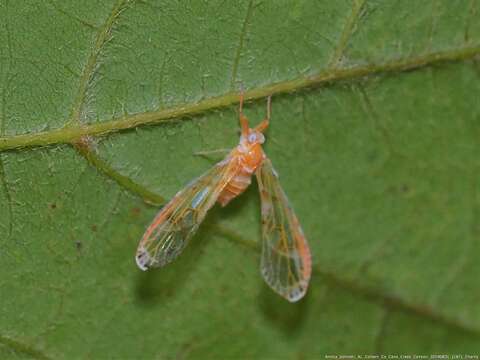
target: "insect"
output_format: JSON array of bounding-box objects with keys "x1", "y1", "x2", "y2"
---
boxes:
[{"x1": 135, "y1": 94, "x2": 311, "y2": 302}]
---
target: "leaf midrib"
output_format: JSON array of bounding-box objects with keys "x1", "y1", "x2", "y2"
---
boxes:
[{"x1": 0, "y1": 44, "x2": 479, "y2": 151}]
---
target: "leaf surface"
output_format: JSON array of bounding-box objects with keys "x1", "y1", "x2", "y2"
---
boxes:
[{"x1": 1, "y1": 0, "x2": 480, "y2": 358}]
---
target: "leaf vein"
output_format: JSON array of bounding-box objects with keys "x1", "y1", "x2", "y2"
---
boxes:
[
  {"x1": 69, "y1": 0, "x2": 131, "y2": 123},
  {"x1": 356, "y1": 83, "x2": 396, "y2": 156},
  {"x1": 0, "y1": 157, "x2": 13, "y2": 242},
  {"x1": 0, "y1": 334, "x2": 53, "y2": 360},
  {"x1": 230, "y1": 0, "x2": 255, "y2": 89},
  {"x1": 211, "y1": 224, "x2": 480, "y2": 336},
  {"x1": 75, "y1": 142, "x2": 165, "y2": 205},
  {"x1": 328, "y1": 0, "x2": 366, "y2": 68},
  {"x1": 45, "y1": 0, "x2": 98, "y2": 31},
  {"x1": 465, "y1": 0, "x2": 478, "y2": 43}
]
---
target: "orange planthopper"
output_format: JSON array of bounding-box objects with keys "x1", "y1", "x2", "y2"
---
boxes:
[{"x1": 135, "y1": 94, "x2": 311, "y2": 302}]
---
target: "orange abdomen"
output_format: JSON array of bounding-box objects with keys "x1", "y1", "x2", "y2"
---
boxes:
[{"x1": 218, "y1": 168, "x2": 252, "y2": 206}]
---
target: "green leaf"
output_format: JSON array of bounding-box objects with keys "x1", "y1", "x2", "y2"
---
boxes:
[{"x1": 1, "y1": 0, "x2": 480, "y2": 357}]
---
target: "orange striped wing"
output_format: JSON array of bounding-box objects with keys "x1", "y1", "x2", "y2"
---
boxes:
[
  {"x1": 256, "y1": 158, "x2": 312, "y2": 302},
  {"x1": 136, "y1": 154, "x2": 239, "y2": 270}
]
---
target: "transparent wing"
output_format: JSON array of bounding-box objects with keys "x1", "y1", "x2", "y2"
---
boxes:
[
  {"x1": 136, "y1": 155, "x2": 239, "y2": 270},
  {"x1": 256, "y1": 158, "x2": 312, "y2": 302}
]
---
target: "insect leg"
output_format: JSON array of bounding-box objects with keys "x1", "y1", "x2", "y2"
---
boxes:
[
  {"x1": 254, "y1": 96, "x2": 271, "y2": 133},
  {"x1": 239, "y1": 92, "x2": 249, "y2": 136}
]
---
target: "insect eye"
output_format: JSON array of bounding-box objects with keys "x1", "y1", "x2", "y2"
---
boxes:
[{"x1": 248, "y1": 133, "x2": 257, "y2": 143}]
